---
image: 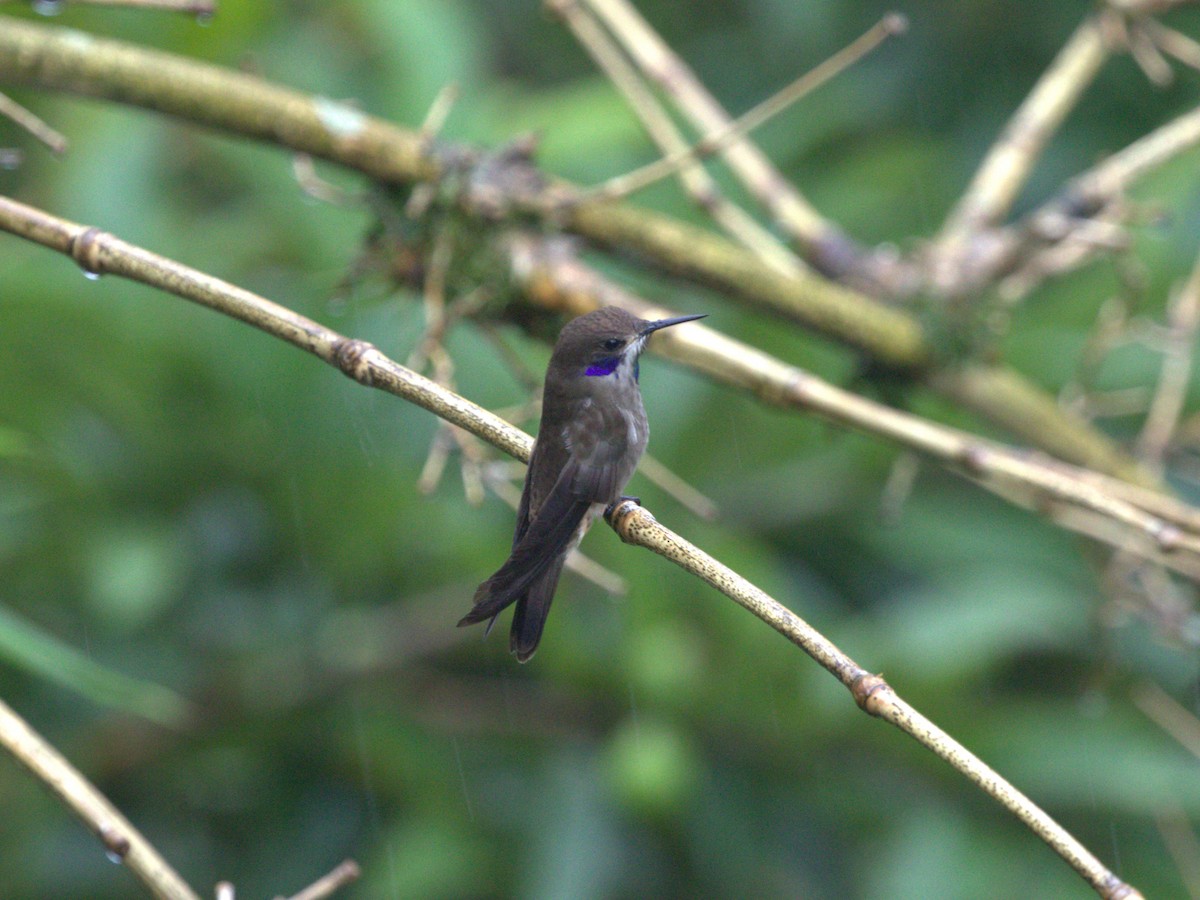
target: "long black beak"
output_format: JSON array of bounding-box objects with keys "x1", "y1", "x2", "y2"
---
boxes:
[{"x1": 640, "y1": 313, "x2": 707, "y2": 337}]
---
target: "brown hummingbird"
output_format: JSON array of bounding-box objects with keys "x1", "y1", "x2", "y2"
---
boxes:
[{"x1": 458, "y1": 306, "x2": 706, "y2": 661}]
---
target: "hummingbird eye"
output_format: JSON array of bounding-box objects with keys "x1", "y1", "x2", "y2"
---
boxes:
[{"x1": 601, "y1": 338, "x2": 624, "y2": 351}]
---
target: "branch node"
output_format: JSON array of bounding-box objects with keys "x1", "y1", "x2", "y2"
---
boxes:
[
  {"x1": 850, "y1": 671, "x2": 891, "y2": 714},
  {"x1": 959, "y1": 444, "x2": 991, "y2": 476},
  {"x1": 1152, "y1": 520, "x2": 1182, "y2": 553},
  {"x1": 67, "y1": 226, "x2": 106, "y2": 276},
  {"x1": 98, "y1": 821, "x2": 130, "y2": 861},
  {"x1": 332, "y1": 337, "x2": 378, "y2": 386},
  {"x1": 1100, "y1": 874, "x2": 1141, "y2": 900}
]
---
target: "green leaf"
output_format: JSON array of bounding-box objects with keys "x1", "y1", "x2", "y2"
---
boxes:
[{"x1": 0, "y1": 604, "x2": 189, "y2": 728}]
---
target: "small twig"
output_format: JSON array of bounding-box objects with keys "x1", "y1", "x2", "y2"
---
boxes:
[
  {"x1": 0, "y1": 696, "x2": 202, "y2": 900},
  {"x1": 931, "y1": 14, "x2": 1110, "y2": 288},
  {"x1": 1131, "y1": 680, "x2": 1200, "y2": 757},
  {"x1": 579, "y1": 0, "x2": 874, "y2": 275},
  {"x1": 291, "y1": 154, "x2": 357, "y2": 206},
  {"x1": 1060, "y1": 295, "x2": 1134, "y2": 419},
  {"x1": 407, "y1": 231, "x2": 492, "y2": 504},
  {"x1": 549, "y1": 0, "x2": 803, "y2": 276},
  {"x1": 1113, "y1": 12, "x2": 1176, "y2": 85},
  {"x1": 585, "y1": 13, "x2": 905, "y2": 205},
  {"x1": 1137, "y1": 248, "x2": 1200, "y2": 471},
  {"x1": 605, "y1": 499, "x2": 1140, "y2": 899},
  {"x1": 879, "y1": 451, "x2": 921, "y2": 526},
  {"x1": 417, "y1": 82, "x2": 458, "y2": 144},
  {"x1": 636, "y1": 454, "x2": 718, "y2": 521},
  {"x1": 0, "y1": 89, "x2": 66, "y2": 153},
  {"x1": 1072, "y1": 102, "x2": 1200, "y2": 206},
  {"x1": 1143, "y1": 18, "x2": 1200, "y2": 72},
  {"x1": 1154, "y1": 806, "x2": 1200, "y2": 900},
  {"x1": 976, "y1": 102, "x2": 1200, "y2": 301},
  {"x1": 278, "y1": 859, "x2": 360, "y2": 900}
]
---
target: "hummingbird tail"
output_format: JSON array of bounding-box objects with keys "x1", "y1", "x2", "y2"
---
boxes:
[
  {"x1": 458, "y1": 498, "x2": 591, "y2": 629},
  {"x1": 509, "y1": 556, "x2": 567, "y2": 662}
]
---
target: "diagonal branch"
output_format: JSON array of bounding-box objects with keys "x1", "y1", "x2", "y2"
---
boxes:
[
  {"x1": 577, "y1": 0, "x2": 869, "y2": 277},
  {"x1": 0, "y1": 192, "x2": 1142, "y2": 900},
  {"x1": 606, "y1": 499, "x2": 1142, "y2": 900},
  {"x1": 932, "y1": 14, "x2": 1110, "y2": 274}
]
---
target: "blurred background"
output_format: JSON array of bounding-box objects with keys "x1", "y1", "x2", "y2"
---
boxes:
[{"x1": 2, "y1": 1, "x2": 1200, "y2": 897}]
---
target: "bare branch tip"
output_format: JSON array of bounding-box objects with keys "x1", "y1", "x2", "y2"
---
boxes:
[{"x1": 882, "y1": 12, "x2": 909, "y2": 36}]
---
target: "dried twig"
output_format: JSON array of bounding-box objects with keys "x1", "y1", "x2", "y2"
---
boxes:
[
  {"x1": 998, "y1": 102, "x2": 1200, "y2": 299},
  {"x1": 931, "y1": 14, "x2": 1111, "y2": 291},
  {"x1": 278, "y1": 859, "x2": 360, "y2": 900},
  {"x1": 1137, "y1": 249, "x2": 1200, "y2": 470},
  {"x1": 582, "y1": 12, "x2": 905, "y2": 207},
  {"x1": 577, "y1": 0, "x2": 872, "y2": 276},
  {"x1": 548, "y1": 0, "x2": 803, "y2": 276}
]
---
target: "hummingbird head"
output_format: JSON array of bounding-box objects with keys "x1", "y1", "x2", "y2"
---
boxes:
[{"x1": 550, "y1": 307, "x2": 706, "y2": 383}]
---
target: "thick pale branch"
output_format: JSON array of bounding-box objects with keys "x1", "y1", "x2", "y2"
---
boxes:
[
  {"x1": 0, "y1": 192, "x2": 1141, "y2": 899},
  {"x1": 606, "y1": 500, "x2": 1141, "y2": 900},
  {"x1": 0, "y1": 18, "x2": 1158, "y2": 485},
  {"x1": 0, "y1": 18, "x2": 436, "y2": 184},
  {"x1": 0, "y1": 696, "x2": 201, "y2": 900}
]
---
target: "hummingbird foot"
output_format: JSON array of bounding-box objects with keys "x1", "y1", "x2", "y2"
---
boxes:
[{"x1": 603, "y1": 495, "x2": 641, "y2": 522}]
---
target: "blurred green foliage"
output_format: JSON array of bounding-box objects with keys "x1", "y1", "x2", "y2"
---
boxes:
[{"x1": 1, "y1": 1, "x2": 1200, "y2": 897}]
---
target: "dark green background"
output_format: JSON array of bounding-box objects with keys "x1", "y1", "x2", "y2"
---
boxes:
[{"x1": 2, "y1": 1, "x2": 1199, "y2": 897}]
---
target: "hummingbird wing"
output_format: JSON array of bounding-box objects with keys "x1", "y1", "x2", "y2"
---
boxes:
[
  {"x1": 459, "y1": 396, "x2": 640, "y2": 659},
  {"x1": 457, "y1": 459, "x2": 593, "y2": 627}
]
